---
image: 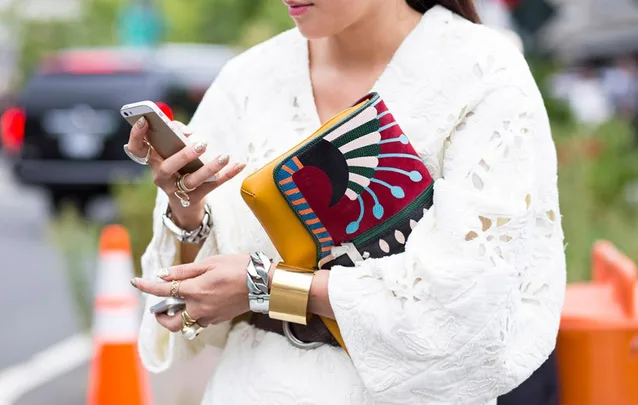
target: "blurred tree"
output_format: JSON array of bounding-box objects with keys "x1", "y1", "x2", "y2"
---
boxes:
[
  {"x1": 161, "y1": 0, "x2": 258, "y2": 44},
  {"x1": 81, "y1": 0, "x2": 128, "y2": 45},
  {"x1": 239, "y1": 0, "x2": 294, "y2": 48},
  {"x1": 160, "y1": 0, "x2": 292, "y2": 46},
  {"x1": 0, "y1": 0, "x2": 125, "y2": 83}
]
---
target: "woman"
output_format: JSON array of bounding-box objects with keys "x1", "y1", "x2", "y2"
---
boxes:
[{"x1": 127, "y1": 0, "x2": 566, "y2": 403}]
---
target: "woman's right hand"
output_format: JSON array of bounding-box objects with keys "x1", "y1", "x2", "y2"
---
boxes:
[{"x1": 126, "y1": 116, "x2": 246, "y2": 230}]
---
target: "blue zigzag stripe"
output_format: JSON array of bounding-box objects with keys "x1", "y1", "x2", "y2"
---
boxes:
[{"x1": 276, "y1": 158, "x2": 333, "y2": 259}]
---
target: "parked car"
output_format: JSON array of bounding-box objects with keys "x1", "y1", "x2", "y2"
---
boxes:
[{"x1": 1, "y1": 43, "x2": 235, "y2": 213}]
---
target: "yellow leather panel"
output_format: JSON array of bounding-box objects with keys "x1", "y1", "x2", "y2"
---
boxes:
[{"x1": 240, "y1": 150, "x2": 317, "y2": 268}]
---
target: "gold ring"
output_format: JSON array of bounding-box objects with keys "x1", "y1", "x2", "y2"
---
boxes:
[
  {"x1": 177, "y1": 173, "x2": 197, "y2": 193},
  {"x1": 170, "y1": 280, "x2": 181, "y2": 298},
  {"x1": 174, "y1": 190, "x2": 190, "y2": 208},
  {"x1": 182, "y1": 309, "x2": 198, "y2": 326},
  {"x1": 181, "y1": 310, "x2": 202, "y2": 341}
]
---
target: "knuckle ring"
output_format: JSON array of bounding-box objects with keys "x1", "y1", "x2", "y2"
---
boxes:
[
  {"x1": 170, "y1": 280, "x2": 181, "y2": 298},
  {"x1": 176, "y1": 173, "x2": 197, "y2": 193},
  {"x1": 123, "y1": 143, "x2": 151, "y2": 165}
]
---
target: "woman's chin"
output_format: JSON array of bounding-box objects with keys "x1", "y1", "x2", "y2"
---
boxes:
[{"x1": 295, "y1": 22, "x2": 337, "y2": 40}]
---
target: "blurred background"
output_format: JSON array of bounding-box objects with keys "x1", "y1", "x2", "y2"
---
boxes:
[{"x1": 0, "y1": 0, "x2": 637, "y2": 404}]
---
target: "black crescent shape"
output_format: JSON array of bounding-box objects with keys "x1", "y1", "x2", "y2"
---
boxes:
[{"x1": 298, "y1": 140, "x2": 349, "y2": 207}]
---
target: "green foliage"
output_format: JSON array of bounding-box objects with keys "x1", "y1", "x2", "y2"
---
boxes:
[
  {"x1": 110, "y1": 170, "x2": 158, "y2": 277},
  {"x1": 238, "y1": 1, "x2": 294, "y2": 48},
  {"x1": 82, "y1": 0, "x2": 128, "y2": 45},
  {"x1": 527, "y1": 56, "x2": 575, "y2": 129},
  {"x1": 160, "y1": 0, "x2": 292, "y2": 47},
  {"x1": 555, "y1": 119, "x2": 638, "y2": 282},
  {"x1": 47, "y1": 203, "x2": 101, "y2": 329},
  {"x1": 11, "y1": 19, "x2": 77, "y2": 84},
  {"x1": 161, "y1": 0, "x2": 258, "y2": 44},
  {"x1": 1, "y1": 0, "x2": 125, "y2": 84},
  {"x1": 587, "y1": 120, "x2": 638, "y2": 211}
]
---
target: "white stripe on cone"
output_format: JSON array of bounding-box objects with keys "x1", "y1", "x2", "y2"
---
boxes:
[{"x1": 93, "y1": 251, "x2": 140, "y2": 342}]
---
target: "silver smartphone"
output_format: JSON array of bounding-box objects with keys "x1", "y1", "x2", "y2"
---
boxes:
[
  {"x1": 120, "y1": 100, "x2": 205, "y2": 175},
  {"x1": 149, "y1": 297, "x2": 186, "y2": 316}
]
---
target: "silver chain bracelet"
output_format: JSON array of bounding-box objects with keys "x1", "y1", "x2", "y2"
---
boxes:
[
  {"x1": 162, "y1": 203, "x2": 213, "y2": 245},
  {"x1": 246, "y1": 251, "x2": 272, "y2": 314}
]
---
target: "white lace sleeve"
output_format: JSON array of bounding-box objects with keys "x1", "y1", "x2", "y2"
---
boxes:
[
  {"x1": 137, "y1": 70, "x2": 243, "y2": 373},
  {"x1": 328, "y1": 84, "x2": 566, "y2": 404}
]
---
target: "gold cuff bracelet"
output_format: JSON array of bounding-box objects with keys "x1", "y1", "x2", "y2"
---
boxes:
[{"x1": 268, "y1": 263, "x2": 314, "y2": 325}]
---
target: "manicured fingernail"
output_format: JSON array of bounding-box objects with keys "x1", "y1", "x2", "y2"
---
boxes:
[
  {"x1": 204, "y1": 174, "x2": 218, "y2": 183},
  {"x1": 135, "y1": 117, "x2": 146, "y2": 129},
  {"x1": 217, "y1": 153, "x2": 230, "y2": 166},
  {"x1": 155, "y1": 268, "x2": 170, "y2": 279},
  {"x1": 235, "y1": 163, "x2": 246, "y2": 171},
  {"x1": 182, "y1": 125, "x2": 193, "y2": 135},
  {"x1": 130, "y1": 278, "x2": 138, "y2": 288},
  {"x1": 193, "y1": 141, "x2": 207, "y2": 153}
]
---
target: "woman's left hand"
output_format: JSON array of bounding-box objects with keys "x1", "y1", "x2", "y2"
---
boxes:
[{"x1": 131, "y1": 254, "x2": 255, "y2": 332}]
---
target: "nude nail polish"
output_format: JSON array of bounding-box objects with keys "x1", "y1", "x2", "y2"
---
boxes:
[
  {"x1": 135, "y1": 117, "x2": 146, "y2": 129},
  {"x1": 193, "y1": 141, "x2": 207, "y2": 153},
  {"x1": 155, "y1": 268, "x2": 170, "y2": 279},
  {"x1": 130, "y1": 278, "x2": 138, "y2": 288},
  {"x1": 217, "y1": 153, "x2": 230, "y2": 166}
]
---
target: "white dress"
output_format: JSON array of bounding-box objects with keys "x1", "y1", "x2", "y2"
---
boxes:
[{"x1": 137, "y1": 6, "x2": 566, "y2": 405}]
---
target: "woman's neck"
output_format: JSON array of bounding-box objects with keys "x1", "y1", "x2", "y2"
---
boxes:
[{"x1": 310, "y1": 2, "x2": 422, "y2": 71}]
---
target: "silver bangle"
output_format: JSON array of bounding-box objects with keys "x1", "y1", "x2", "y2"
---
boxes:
[
  {"x1": 246, "y1": 252, "x2": 272, "y2": 314},
  {"x1": 162, "y1": 203, "x2": 213, "y2": 244}
]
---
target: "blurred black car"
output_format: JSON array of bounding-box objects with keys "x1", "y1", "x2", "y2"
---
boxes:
[{"x1": 1, "y1": 43, "x2": 235, "y2": 213}]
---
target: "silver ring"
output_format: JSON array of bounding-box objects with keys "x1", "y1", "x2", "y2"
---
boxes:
[
  {"x1": 177, "y1": 173, "x2": 197, "y2": 193},
  {"x1": 123, "y1": 143, "x2": 151, "y2": 165},
  {"x1": 174, "y1": 190, "x2": 191, "y2": 208},
  {"x1": 282, "y1": 321, "x2": 323, "y2": 350}
]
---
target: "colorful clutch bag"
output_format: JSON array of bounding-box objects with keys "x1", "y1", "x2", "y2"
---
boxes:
[{"x1": 240, "y1": 92, "x2": 434, "y2": 347}]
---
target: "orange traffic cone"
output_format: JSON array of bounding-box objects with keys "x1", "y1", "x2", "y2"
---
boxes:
[{"x1": 87, "y1": 224, "x2": 152, "y2": 405}]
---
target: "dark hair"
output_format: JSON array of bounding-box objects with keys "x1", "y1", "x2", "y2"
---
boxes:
[{"x1": 406, "y1": 0, "x2": 481, "y2": 24}]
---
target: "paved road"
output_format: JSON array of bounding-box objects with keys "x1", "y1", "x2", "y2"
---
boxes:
[{"x1": 0, "y1": 157, "x2": 86, "y2": 405}]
